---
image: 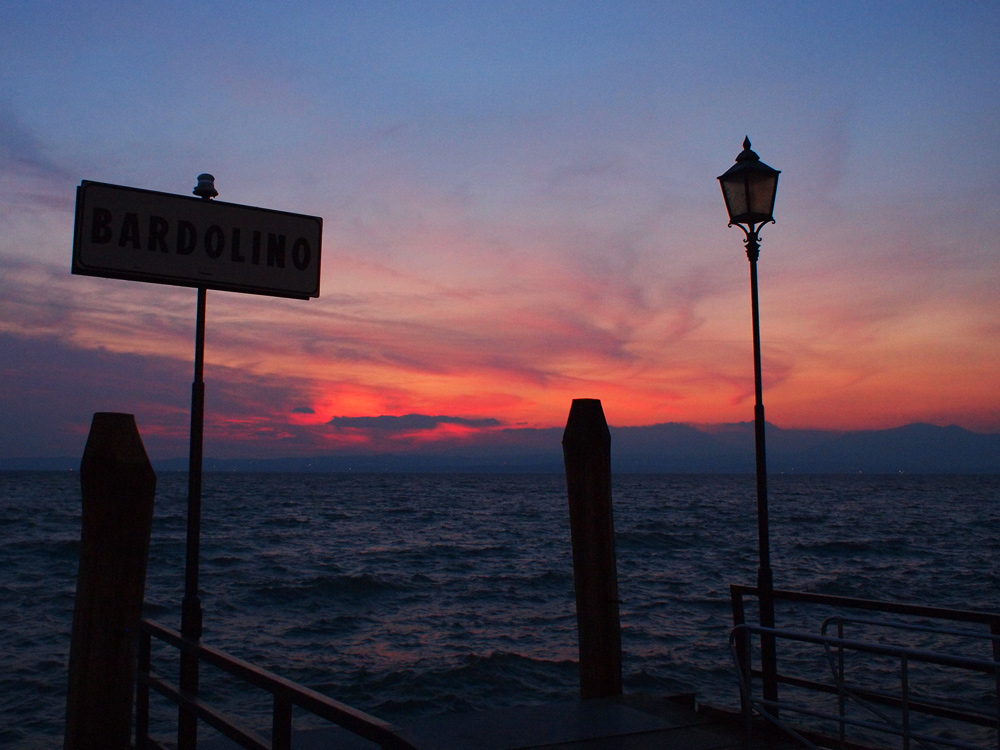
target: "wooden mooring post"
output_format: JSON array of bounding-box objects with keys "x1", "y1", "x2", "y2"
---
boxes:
[
  {"x1": 562, "y1": 398, "x2": 622, "y2": 699},
  {"x1": 65, "y1": 413, "x2": 156, "y2": 750}
]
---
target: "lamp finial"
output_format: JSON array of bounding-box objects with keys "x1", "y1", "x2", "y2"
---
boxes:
[{"x1": 735, "y1": 138, "x2": 760, "y2": 163}]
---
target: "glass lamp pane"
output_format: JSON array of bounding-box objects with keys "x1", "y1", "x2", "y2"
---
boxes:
[
  {"x1": 721, "y1": 177, "x2": 748, "y2": 223},
  {"x1": 748, "y1": 173, "x2": 778, "y2": 219}
]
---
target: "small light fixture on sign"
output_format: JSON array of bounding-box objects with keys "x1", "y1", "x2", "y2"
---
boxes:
[{"x1": 193, "y1": 173, "x2": 218, "y2": 200}]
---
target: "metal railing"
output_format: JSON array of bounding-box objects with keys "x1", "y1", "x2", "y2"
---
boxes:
[
  {"x1": 136, "y1": 618, "x2": 419, "y2": 750},
  {"x1": 824, "y1": 616, "x2": 1000, "y2": 748},
  {"x1": 729, "y1": 586, "x2": 1000, "y2": 750},
  {"x1": 731, "y1": 623, "x2": 998, "y2": 750}
]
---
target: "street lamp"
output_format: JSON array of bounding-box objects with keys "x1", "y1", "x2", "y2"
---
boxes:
[{"x1": 719, "y1": 136, "x2": 780, "y2": 706}]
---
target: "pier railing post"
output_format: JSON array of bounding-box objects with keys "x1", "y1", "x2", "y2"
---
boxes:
[
  {"x1": 65, "y1": 413, "x2": 156, "y2": 750},
  {"x1": 562, "y1": 398, "x2": 623, "y2": 699}
]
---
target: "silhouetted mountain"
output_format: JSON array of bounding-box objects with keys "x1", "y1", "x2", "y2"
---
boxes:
[
  {"x1": 612, "y1": 422, "x2": 999, "y2": 474},
  {"x1": 3, "y1": 423, "x2": 997, "y2": 473}
]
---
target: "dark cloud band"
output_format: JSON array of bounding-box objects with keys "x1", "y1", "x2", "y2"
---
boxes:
[{"x1": 328, "y1": 414, "x2": 501, "y2": 432}]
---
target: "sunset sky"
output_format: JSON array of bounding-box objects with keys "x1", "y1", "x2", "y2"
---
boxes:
[{"x1": 1, "y1": 2, "x2": 998, "y2": 460}]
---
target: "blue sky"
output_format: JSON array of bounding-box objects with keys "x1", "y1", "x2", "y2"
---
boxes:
[{"x1": 1, "y1": 2, "x2": 998, "y2": 460}]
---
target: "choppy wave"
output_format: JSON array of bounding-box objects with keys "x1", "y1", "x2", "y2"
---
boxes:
[{"x1": 248, "y1": 572, "x2": 415, "y2": 604}]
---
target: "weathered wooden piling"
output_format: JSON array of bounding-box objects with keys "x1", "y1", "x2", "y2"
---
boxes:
[
  {"x1": 562, "y1": 398, "x2": 622, "y2": 699},
  {"x1": 65, "y1": 413, "x2": 156, "y2": 750}
]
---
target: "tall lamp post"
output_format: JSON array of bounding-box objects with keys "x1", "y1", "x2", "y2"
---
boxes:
[{"x1": 718, "y1": 137, "x2": 780, "y2": 706}]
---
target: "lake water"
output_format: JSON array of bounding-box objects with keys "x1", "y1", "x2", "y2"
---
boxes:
[{"x1": 2, "y1": 471, "x2": 998, "y2": 748}]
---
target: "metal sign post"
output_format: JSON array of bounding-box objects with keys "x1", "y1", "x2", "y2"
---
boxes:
[
  {"x1": 177, "y1": 176, "x2": 216, "y2": 749},
  {"x1": 177, "y1": 283, "x2": 206, "y2": 749}
]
